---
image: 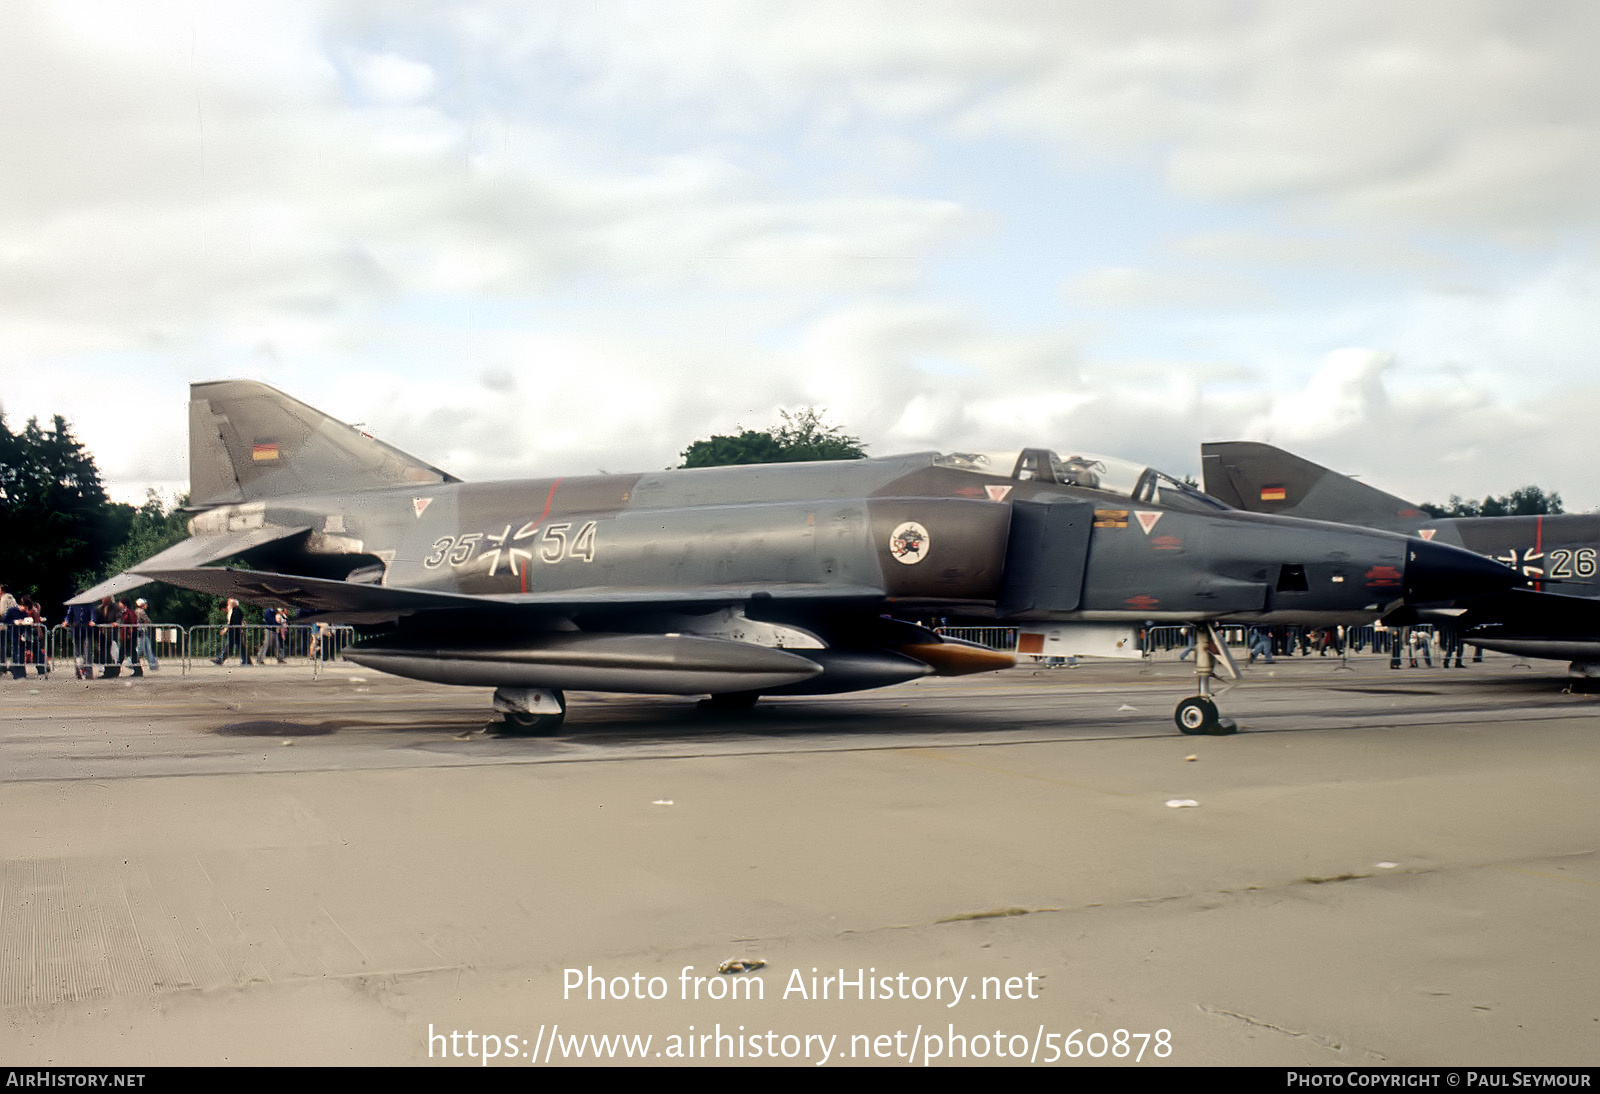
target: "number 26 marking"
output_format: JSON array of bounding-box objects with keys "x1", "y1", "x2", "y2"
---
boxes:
[{"x1": 1548, "y1": 547, "x2": 1596, "y2": 578}]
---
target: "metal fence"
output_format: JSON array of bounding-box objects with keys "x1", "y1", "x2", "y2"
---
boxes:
[
  {"x1": 187, "y1": 624, "x2": 357, "y2": 670},
  {"x1": 1141, "y1": 623, "x2": 1406, "y2": 661},
  {"x1": 937, "y1": 623, "x2": 1402, "y2": 662},
  {"x1": 6, "y1": 617, "x2": 1452, "y2": 679},
  {"x1": 12, "y1": 623, "x2": 357, "y2": 679},
  {"x1": 935, "y1": 626, "x2": 1019, "y2": 651}
]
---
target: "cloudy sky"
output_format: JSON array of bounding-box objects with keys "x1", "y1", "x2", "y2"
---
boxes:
[{"x1": 5, "y1": 1, "x2": 1600, "y2": 510}]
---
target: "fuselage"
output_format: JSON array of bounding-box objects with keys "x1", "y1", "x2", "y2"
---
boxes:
[{"x1": 196, "y1": 450, "x2": 1491, "y2": 629}]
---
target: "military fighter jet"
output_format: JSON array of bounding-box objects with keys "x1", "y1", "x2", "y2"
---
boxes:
[
  {"x1": 74, "y1": 382, "x2": 1520, "y2": 735},
  {"x1": 1202, "y1": 441, "x2": 1600, "y2": 677}
]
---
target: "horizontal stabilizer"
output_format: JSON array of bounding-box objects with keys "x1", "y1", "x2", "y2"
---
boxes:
[
  {"x1": 134, "y1": 566, "x2": 492, "y2": 622},
  {"x1": 68, "y1": 524, "x2": 311, "y2": 605}
]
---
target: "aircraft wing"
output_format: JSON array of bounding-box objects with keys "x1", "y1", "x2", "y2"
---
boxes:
[
  {"x1": 1456, "y1": 587, "x2": 1600, "y2": 635},
  {"x1": 135, "y1": 566, "x2": 492, "y2": 622},
  {"x1": 67, "y1": 525, "x2": 312, "y2": 605},
  {"x1": 137, "y1": 565, "x2": 887, "y2": 624}
]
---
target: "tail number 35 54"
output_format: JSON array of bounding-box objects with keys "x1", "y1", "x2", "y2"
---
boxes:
[{"x1": 423, "y1": 521, "x2": 598, "y2": 570}]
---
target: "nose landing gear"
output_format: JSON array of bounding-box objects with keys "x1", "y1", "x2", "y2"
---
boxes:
[{"x1": 1175, "y1": 624, "x2": 1239, "y2": 735}]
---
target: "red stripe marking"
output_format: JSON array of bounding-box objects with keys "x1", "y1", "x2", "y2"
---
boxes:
[
  {"x1": 1535, "y1": 513, "x2": 1543, "y2": 592},
  {"x1": 520, "y1": 477, "x2": 564, "y2": 593}
]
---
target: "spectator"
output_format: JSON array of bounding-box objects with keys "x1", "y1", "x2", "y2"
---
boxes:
[
  {"x1": 96, "y1": 597, "x2": 118, "y2": 676},
  {"x1": 1247, "y1": 626, "x2": 1274, "y2": 664},
  {"x1": 134, "y1": 598, "x2": 159, "y2": 671},
  {"x1": 1409, "y1": 628, "x2": 1433, "y2": 668},
  {"x1": 66, "y1": 600, "x2": 95, "y2": 679},
  {"x1": 258, "y1": 607, "x2": 290, "y2": 664},
  {"x1": 2, "y1": 595, "x2": 27, "y2": 678},
  {"x1": 213, "y1": 597, "x2": 252, "y2": 666},
  {"x1": 116, "y1": 599, "x2": 144, "y2": 677},
  {"x1": 18, "y1": 596, "x2": 46, "y2": 676}
]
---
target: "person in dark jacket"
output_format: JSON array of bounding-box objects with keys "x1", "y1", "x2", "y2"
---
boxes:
[
  {"x1": 2, "y1": 596, "x2": 27, "y2": 678},
  {"x1": 66, "y1": 601, "x2": 94, "y2": 679},
  {"x1": 213, "y1": 597, "x2": 252, "y2": 666}
]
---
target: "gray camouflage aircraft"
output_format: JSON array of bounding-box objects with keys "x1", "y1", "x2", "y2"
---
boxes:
[
  {"x1": 75, "y1": 382, "x2": 1520, "y2": 734},
  {"x1": 1202, "y1": 441, "x2": 1600, "y2": 676}
]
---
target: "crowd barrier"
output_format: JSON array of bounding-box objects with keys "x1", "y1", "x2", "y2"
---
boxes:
[
  {"x1": 935, "y1": 626, "x2": 1019, "y2": 651},
  {"x1": 6, "y1": 619, "x2": 1446, "y2": 679},
  {"x1": 1141, "y1": 624, "x2": 1410, "y2": 661},
  {"x1": 937, "y1": 623, "x2": 1410, "y2": 662},
  {"x1": 4, "y1": 623, "x2": 357, "y2": 679}
]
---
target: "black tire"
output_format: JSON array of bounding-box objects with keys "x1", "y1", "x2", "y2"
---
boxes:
[
  {"x1": 496, "y1": 689, "x2": 567, "y2": 734},
  {"x1": 700, "y1": 691, "x2": 761, "y2": 712},
  {"x1": 499, "y1": 709, "x2": 566, "y2": 734},
  {"x1": 1175, "y1": 695, "x2": 1218, "y2": 735}
]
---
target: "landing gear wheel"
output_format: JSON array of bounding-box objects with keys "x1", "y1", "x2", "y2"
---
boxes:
[
  {"x1": 491, "y1": 687, "x2": 567, "y2": 734},
  {"x1": 500, "y1": 709, "x2": 567, "y2": 734},
  {"x1": 1175, "y1": 696, "x2": 1216, "y2": 734},
  {"x1": 1175, "y1": 696, "x2": 1237, "y2": 736}
]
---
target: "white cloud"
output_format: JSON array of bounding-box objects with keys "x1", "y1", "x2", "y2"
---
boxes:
[
  {"x1": 422, "y1": 1, "x2": 1600, "y2": 237},
  {"x1": 348, "y1": 51, "x2": 437, "y2": 105},
  {"x1": 1173, "y1": 231, "x2": 1458, "y2": 274},
  {"x1": 5, "y1": 1, "x2": 1600, "y2": 516},
  {"x1": 1062, "y1": 267, "x2": 1274, "y2": 310},
  {"x1": 1249, "y1": 347, "x2": 1394, "y2": 441}
]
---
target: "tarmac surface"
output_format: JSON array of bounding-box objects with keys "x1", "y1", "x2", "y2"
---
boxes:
[{"x1": 3, "y1": 651, "x2": 1599, "y2": 1066}]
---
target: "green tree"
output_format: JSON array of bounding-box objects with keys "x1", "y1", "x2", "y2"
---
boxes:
[
  {"x1": 680, "y1": 408, "x2": 867, "y2": 468},
  {"x1": 1421, "y1": 486, "x2": 1564, "y2": 519},
  {"x1": 93, "y1": 491, "x2": 221, "y2": 627},
  {"x1": 0, "y1": 413, "x2": 133, "y2": 621}
]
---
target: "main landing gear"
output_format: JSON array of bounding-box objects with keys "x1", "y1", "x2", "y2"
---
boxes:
[
  {"x1": 493, "y1": 687, "x2": 567, "y2": 733},
  {"x1": 1175, "y1": 624, "x2": 1239, "y2": 736}
]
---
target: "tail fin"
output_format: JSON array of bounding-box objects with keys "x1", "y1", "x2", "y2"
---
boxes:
[
  {"x1": 189, "y1": 380, "x2": 458, "y2": 507},
  {"x1": 1201, "y1": 441, "x2": 1427, "y2": 530}
]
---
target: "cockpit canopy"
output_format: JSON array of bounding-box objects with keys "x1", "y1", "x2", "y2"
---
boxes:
[{"x1": 933, "y1": 448, "x2": 1230, "y2": 512}]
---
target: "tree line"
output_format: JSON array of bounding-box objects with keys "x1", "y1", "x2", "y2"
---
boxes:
[{"x1": 1420, "y1": 486, "x2": 1563, "y2": 518}]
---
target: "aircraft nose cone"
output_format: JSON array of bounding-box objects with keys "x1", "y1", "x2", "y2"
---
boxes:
[{"x1": 1402, "y1": 537, "x2": 1523, "y2": 603}]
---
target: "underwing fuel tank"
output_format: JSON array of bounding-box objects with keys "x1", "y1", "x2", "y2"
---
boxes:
[{"x1": 345, "y1": 632, "x2": 826, "y2": 694}]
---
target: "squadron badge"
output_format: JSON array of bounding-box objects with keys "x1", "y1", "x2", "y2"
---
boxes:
[{"x1": 889, "y1": 521, "x2": 931, "y2": 565}]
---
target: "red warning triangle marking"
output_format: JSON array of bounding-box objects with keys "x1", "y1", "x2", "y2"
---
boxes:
[
  {"x1": 1135, "y1": 510, "x2": 1162, "y2": 534},
  {"x1": 413, "y1": 497, "x2": 432, "y2": 518},
  {"x1": 985, "y1": 484, "x2": 1012, "y2": 502},
  {"x1": 1419, "y1": 528, "x2": 1436, "y2": 541}
]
